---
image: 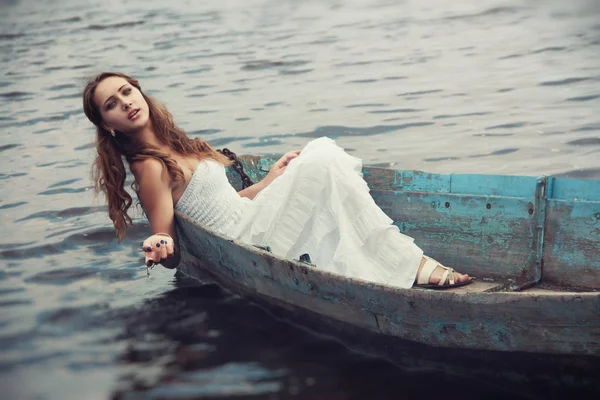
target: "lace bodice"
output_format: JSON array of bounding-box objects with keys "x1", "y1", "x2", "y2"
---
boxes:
[{"x1": 175, "y1": 160, "x2": 251, "y2": 235}]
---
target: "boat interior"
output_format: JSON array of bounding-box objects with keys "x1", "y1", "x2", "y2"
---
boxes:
[{"x1": 225, "y1": 155, "x2": 600, "y2": 295}]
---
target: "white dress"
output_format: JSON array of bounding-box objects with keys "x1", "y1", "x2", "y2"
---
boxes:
[{"x1": 175, "y1": 137, "x2": 423, "y2": 288}]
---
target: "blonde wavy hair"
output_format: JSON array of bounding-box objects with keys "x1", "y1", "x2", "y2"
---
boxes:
[{"x1": 82, "y1": 72, "x2": 230, "y2": 241}]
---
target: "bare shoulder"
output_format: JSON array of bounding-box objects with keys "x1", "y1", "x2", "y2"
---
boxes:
[{"x1": 131, "y1": 158, "x2": 167, "y2": 183}]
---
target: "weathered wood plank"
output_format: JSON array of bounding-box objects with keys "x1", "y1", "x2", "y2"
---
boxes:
[
  {"x1": 361, "y1": 167, "x2": 397, "y2": 191},
  {"x1": 372, "y1": 190, "x2": 536, "y2": 280},
  {"x1": 393, "y1": 170, "x2": 538, "y2": 197},
  {"x1": 450, "y1": 174, "x2": 538, "y2": 197},
  {"x1": 543, "y1": 199, "x2": 600, "y2": 289},
  {"x1": 551, "y1": 176, "x2": 600, "y2": 201},
  {"x1": 393, "y1": 170, "x2": 452, "y2": 193}
]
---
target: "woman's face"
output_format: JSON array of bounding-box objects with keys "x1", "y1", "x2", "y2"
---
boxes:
[{"x1": 93, "y1": 76, "x2": 150, "y2": 134}]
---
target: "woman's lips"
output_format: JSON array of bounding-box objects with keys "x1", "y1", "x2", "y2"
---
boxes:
[{"x1": 128, "y1": 108, "x2": 140, "y2": 120}]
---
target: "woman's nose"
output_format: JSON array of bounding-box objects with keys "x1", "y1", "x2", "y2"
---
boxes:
[{"x1": 123, "y1": 102, "x2": 132, "y2": 111}]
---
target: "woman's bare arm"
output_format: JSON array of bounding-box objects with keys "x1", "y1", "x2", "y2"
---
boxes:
[
  {"x1": 238, "y1": 150, "x2": 300, "y2": 200},
  {"x1": 238, "y1": 180, "x2": 268, "y2": 200},
  {"x1": 131, "y1": 159, "x2": 181, "y2": 269}
]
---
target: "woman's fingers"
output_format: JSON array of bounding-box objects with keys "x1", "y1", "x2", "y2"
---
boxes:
[
  {"x1": 142, "y1": 235, "x2": 175, "y2": 266},
  {"x1": 276, "y1": 157, "x2": 288, "y2": 168},
  {"x1": 166, "y1": 241, "x2": 175, "y2": 257},
  {"x1": 275, "y1": 166, "x2": 287, "y2": 177},
  {"x1": 153, "y1": 240, "x2": 166, "y2": 265},
  {"x1": 159, "y1": 244, "x2": 168, "y2": 260},
  {"x1": 157, "y1": 237, "x2": 174, "y2": 258},
  {"x1": 286, "y1": 150, "x2": 301, "y2": 163},
  {"x1": 151, "y1": 246, "x2": 162, "y2": 263},
  {"x1": 275, "y1": 152, "x2": 299, "y2": 168}
]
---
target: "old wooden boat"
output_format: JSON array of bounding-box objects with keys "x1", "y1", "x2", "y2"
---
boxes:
[{"x1": 174, "y1": 154, "x2": 599, "y2": 388}]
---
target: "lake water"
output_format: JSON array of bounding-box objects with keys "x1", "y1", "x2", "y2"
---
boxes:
[{"x1": 1, "y1": 0, "x2": 599, "y2": 398}]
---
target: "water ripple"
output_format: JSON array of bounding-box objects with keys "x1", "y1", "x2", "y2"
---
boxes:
[
  {"x1": 16, "y1": 206, "x2": 106, "y2": 222},
  {"x1": 297, "y1": 123, "x2": 434, "y2": 138},
  {"x1": 469, "y1": 148, "x2": 519, "y2": 158},
  {"x1": 566, "y1": 137, "x2": 600, "y2": 146},
  {"x1": 0, "y1": 201, "x2": 28, "y2": 210},
  {"x1": 0, "y1": 299, "x2": 32, "y2": 308},
  {"x1": 188, "y1": 129, "x2": 222, "y2": 136},
  {"x1": 433, "y1": 112, "x2": 491, "y2": 119},
  {"x1": 566, "y1": 94, "x2": 600, "y2": 102},
  {"x1": 443, "y1": 6, "x2": 523, "y2": 21},
  {"x1": 47, "y1": 178, "x2": 81, "y2": 189},
  {"x1": 572, "y1": 124, "x2": 600, "y2": 132},
  {"x1": 539, "y1": 77, "x2": 593, "y2": 86},
  {"x1": 279, "y1": 68, "x2": 313, "y2": 75},
  {"x1": 85, "y1": 21, "x2": 145, "y2": 30},
  {"x1": 346, "y1": 79, "x2": 378, "y2": 84},
  {"x1": 486, "y1": 122, "x2": 526, "y2": 130},
  {"x1": 0, "y1": 91, "x2": 33, "y2": 99},
  {"x1": 555, "y1": 168, "x2": 600, "y2": 179},
  {"x1": 241, "y1": 60, "x2": 309, "y2": 71},
  {"x1": 346, "y1": 103, "x2": 389, "y2": 108},
  {"x1": 38, "y1": 187, "x2": 89, "y2": 196},
  {"x1": 0, "y1": 144, "x2": 21, "y2": 152},
  {"x1": 531, "y1": 46, "x2": 567, "y2": 54},
  {"x1": 368, "y1": 108, "x2": 423, "y2": 114},
  {"x1": 398, "y1": 89, "x2": 443, "y2": 97}
]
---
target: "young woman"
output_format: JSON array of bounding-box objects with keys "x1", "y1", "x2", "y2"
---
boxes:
[{"x1": 83, "y1": 72, "x2": 472, "y2": 289}]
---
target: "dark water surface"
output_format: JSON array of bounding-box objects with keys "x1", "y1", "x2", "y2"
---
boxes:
[{"x1": 1, "y1": 0, "x2": 599, "y2": 398}]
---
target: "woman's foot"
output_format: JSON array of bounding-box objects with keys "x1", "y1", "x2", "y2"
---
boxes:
[{"x1": 414, "y1": 256, "x2": 472, "y2": 289}]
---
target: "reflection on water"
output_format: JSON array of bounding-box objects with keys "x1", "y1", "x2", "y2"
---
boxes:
[
  {"x1": 1, "y1": 0, "x2": 599, "y2": 398},
  {"x1": 108, "y1": 273, "x2": 537, "y2": 400}
]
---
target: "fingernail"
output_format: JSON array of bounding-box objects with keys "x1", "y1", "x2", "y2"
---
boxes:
[
  {"x1": 160, "y1": 240, "x2": 165, "y2": 244},
  {"x1": 156, "y1": 243, "x2": 161, "y2": 248},
  {"x1": 146, "y1": 246, "x2": 152, "y2": 252}
]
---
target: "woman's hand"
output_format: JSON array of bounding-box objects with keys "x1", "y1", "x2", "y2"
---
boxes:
[
  {"x1": 274, "y1": 150, "x2": 301, "y2": 169},
  {"x1": 264, "y1": 150, "x2": 301, "y2": 184},
  {"x1": 142, "y1": 233, "x2": 175, "y2": 267},
  {"x1": 238, "y1": 150, "x2": 301, "y2": 200}
]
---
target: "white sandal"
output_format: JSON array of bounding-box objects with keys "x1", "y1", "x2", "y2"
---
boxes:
[{"x1": 414, "y1": 256, "x2": 473, "y2": 289}]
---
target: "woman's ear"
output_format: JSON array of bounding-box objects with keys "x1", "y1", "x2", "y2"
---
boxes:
[{"x1": 101, "y1": 123, "x2": 116, "y2": 137}]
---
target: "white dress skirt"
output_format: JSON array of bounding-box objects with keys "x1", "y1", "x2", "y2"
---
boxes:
[{"x1": 176, "y1": 137, "x2": 423, "y2": 289}]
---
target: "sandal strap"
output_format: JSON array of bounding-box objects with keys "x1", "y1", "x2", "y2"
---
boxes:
[
  {"x1": 417, "y1": 255, "x2": 456, "y2": 286},
  {"x1": 438, "y1": 267, "x2": 455, "y2": 286},
  {"x1": 416, "y1": 256, "x2": 439, "y2": 285},
  {"x1": 417, "y1": 256, "x2": 458, "y2": 286}
]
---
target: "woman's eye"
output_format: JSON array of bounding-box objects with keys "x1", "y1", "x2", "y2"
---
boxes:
[
  {"x1": 124, "y1": 88, "x2": 131, "y2": 95},
  {"x1": 106, "y1": 101, "x2": 116, "y2": 110}
]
